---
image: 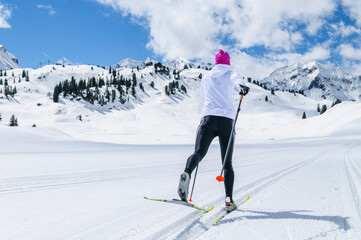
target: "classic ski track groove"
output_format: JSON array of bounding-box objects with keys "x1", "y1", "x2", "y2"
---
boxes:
[
  {"x1": 344, "y1": 143, "x2": 361, "y2": 220},
  {"x1": 0, "y1": 148, "x2": 291, "y2": 195},
  {"x1": 146, "y1": 152, "x2": 324, "y2": 240},
  {"x1": 0, "y1": 165, "x2": 183, "y2": 195},
  {"x1": 1, "y1": 150, "x2": 324, "y2": 240}
]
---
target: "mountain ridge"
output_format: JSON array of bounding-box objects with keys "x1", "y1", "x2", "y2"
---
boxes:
[
  {"x1": 0, "y1": 45, "x2": 20, "y2": 70},
  {"x1": 261, "y1": 61, "x2": 361, "y2": 101}
]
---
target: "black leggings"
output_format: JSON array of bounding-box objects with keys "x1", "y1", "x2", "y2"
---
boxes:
[{"x1": 185, "y1": 115, "x2": 235, "y2": 199}]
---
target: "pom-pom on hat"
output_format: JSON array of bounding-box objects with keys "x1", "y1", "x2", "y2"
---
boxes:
[{"x1": 215, "y1": 49, "x2": 230, "y2": 65}]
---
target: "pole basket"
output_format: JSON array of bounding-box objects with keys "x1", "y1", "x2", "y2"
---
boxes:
[{"x1": 216, "y1": 175, "x2": 225, "y2": 182}]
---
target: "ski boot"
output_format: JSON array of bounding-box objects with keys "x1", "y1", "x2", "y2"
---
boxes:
[
  {"x1": 178, "y1": 172, "x2": 190, "y2": 202},
  {"x1": 225, "y1": 196, "x2": 237, "y2": 212}
]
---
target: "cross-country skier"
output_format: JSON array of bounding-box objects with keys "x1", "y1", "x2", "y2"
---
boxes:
[{"x1": 178, "y1": 49, "x2": 250, "y2": 212}]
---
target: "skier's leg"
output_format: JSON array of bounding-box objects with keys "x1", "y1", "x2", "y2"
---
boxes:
[
  {"x1": 184, "y1": 117, "x2": 217, "y2": 174},
  {"x1": 218, "y1": 118, "x2": 235, "y2": 201},
  {"x1": 178, "y1": 116, "x2": 216, "y2": 201}
]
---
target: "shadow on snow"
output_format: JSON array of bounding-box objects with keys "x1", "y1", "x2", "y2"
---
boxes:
[{"x1": 219, "y1": 209, "x2": 350, "y2": 231}]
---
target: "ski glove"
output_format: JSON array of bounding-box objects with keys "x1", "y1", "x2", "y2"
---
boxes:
[{"x1": 239, "y1": 85, "x2": 250, "y2": 96}]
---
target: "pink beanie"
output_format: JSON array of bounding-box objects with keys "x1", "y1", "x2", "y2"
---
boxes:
[{"x1": 215, "y1": 49, "x2": 230, "y2": 65}]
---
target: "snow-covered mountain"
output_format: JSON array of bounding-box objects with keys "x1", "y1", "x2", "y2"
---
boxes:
[
  {"x1": 165, "y1": 56, "x2": 213, "y2": 71},
  {"x1": 1, "y1": 56, "x2": 361, "y2": 143},
  {"x1": 0, "y1": 45, "x2": 20, "y2": 70},
  {"x1": 112, "y1": 58, "x2": 147, "y2": 70},
  {"x1": 261, "y1": 61, "x2": 361, "y2": 101}
]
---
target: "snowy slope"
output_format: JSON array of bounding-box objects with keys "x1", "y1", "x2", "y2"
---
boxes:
[
  {"x1": 0, "y1": 127, "x2": 361, "y2": 239},
  {"x1": 261, "y1": 61, "x2": 361, "y2": 101},
  {"x1": 0, "y1": 45, "x2": 20, "y2": 70},
  {"x1": 1, "y1": 59, "x2": 361, "y2": 144}
]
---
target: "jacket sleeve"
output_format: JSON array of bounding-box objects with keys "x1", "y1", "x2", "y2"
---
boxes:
[{"x1": 230, "y1": 72, "x2": 247, "y2": 91}]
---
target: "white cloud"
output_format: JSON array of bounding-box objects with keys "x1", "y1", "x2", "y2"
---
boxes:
[
  {"x1": 56, "y1": 57, "x2": 72, "y2": 65},
  {"x1": 342, "y1": 0, "x2": 361, "y2": 27},
  {"x1": 37, "y1": 4, "x2": 56, "y2": 15},
  {"x1": 330, "y1": 21, "x2": 361, "y2": 37},
  {"x1": 0, "y1": 3, "x2": 11, "y2": 28},
  {"x1": 272, "y1": 46, "x2": 330, "y2": 63},
  {"x1": 348, "y1": 62, "x2": 361, "y2": 75},
  {"x1": 229, "y1": 50, "x2": 285, "y2": 79},
  {"x1": 94, "y1": 0, "x2": 336, "y2": 62},
  {"x1": 339, "y1": 44, "x2": 361, "y2": 59}
]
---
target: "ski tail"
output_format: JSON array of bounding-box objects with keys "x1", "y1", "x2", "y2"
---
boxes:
[
  {"x1": 144, "y1": 197, "x2": 214, "y2": 213},
  {"x1": 213, "y1": 195, "x2": 250, "y2": 226}
]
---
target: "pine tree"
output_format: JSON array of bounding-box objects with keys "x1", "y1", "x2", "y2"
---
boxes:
[
  {"x1": 9, "y1": 115, "x2": 18, "y2": 127},
  {"x1": 111, "y1": 89, "x2": 116, "y2": 103},
  {"x1": 317, "y1": 104, "x2": 321, "y2": 112},
  {"x1": 0, "y1": 112, "x2": 2, "y2": 121},
  {"x1": 150, "y1": 81, "x2": 155, "y2": 88},
  {"x1": 53, "y1": 85, "x2": 60, "y2": 102},
  {"x1": 104, "y1": 86, "x2": 110, "y2": 102},
  {"x1": 302, "y1": 112, "x2": 306, "y2": 119},
  {"x1": 139, "y1": 83, "x2": 145, "y2": 92},
  {"x1": 198, "y1": 73, "x2": 202, "y2": 79},
  {"x1": 265, "y1": 96, "x2": 268, "y2": 102},
  {"x1": 118, "y1": 84, "x2": 124, "y2": 96},
  {"x1": 320, "y1": 104, "x2": 327, "y2": 114},
  {"x1": 271, "y1": 89, "x2": 275, "y2": 95},
  {"x1": 132, "y1": 73, "x2": 137, "y2": 87},
  {"x1": 131, "y1": 86, "x2": 136, "y2": 98},
  {"x1": 331, "y1": 99, "x2": 342, "y2": 107},
  {"x1": 181, "y1": 85, "x2": 187, "y2": 94}
]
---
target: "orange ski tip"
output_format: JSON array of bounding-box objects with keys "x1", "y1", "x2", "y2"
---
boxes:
[
  {"x1": 216, "y1": 175, "x2": 224, "y2": 182},
  {"x1": 188, "y1": 198, "x2": 192, "y2": 202}
]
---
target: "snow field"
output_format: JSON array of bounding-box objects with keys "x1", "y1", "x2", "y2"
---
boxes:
[{"x1": 1, "y1": 127, "x2": 361, "y2": 239}]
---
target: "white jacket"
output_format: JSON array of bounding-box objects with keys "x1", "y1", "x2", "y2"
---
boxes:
[{"x1": 200, "y1": 64, "x2": 247, "y2": 120}]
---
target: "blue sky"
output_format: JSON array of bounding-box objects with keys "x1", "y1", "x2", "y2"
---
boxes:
[
  {"x1": 0, "y1": 0, "x2": 157, "y2": 68},
  {"x1": 1, "y1": 0, "x2": 361, "y2": 78}
]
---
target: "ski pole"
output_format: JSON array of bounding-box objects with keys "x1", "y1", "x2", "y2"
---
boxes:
[
  {"x1": 188, "y1": 164, "x2": 198, "y2": 202},
  {"x1": 216, "y1": 94, "x2": 244, "y2": 182}
]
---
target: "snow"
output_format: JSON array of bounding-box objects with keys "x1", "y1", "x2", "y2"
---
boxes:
[
  {"x1": 112, "y1": 58, "x2": 146, "y2": 70},
  {"x1": 0, "y1": 45, "x2": 20, "y2": 70},
  {"x1": 1, "y1": 59, "x2": 361, "y2": 239},
  {"x1": 1, "y1": 127, "x2": 361, "y2": 239},
  {"x1": 262, "y1": 61, "x2": 361, "y2": 101}
]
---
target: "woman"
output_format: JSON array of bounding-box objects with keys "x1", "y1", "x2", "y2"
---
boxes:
[{"x1": 178, "y1": 49, "x2": 249, "y2": 212}]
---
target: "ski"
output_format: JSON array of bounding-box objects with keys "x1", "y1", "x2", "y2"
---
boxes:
[
  {"x1": 213, "y1": 195, "x2": 250, "y2": 226},
  {"x1": 144, "y1": 197, "x2": 214, "y2": 213}
]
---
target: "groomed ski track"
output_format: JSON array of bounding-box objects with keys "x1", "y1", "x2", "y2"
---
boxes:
[{"x1": 1, "y1": 138, "x2": 361, "y2": 239}]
